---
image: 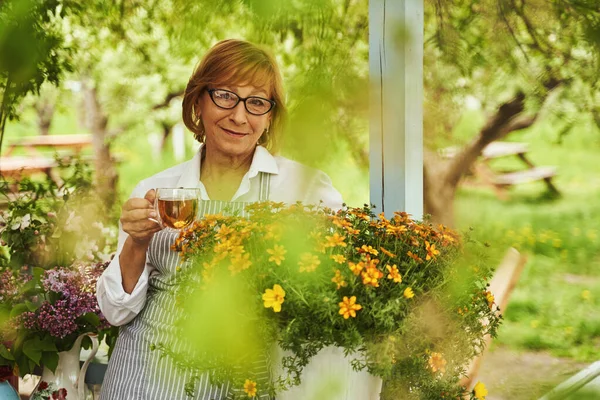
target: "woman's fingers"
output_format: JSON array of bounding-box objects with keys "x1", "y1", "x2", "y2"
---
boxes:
[{"x1": 120, "y1": 189, "x2": 162, "y2": 243}]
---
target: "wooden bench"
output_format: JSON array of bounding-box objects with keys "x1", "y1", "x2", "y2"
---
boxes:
[{"x1": 443, "y1": 142, "x2": 560, "y2": 199}]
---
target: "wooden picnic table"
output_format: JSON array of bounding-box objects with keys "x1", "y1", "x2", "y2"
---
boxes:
[
  {"x1": 1, "y1": 134, "x2": 93, "y2": 184},
  {"x1": 443, "y1": 141, "x2": 560, "y2": 199},
  {"x1": 3, "y1": 134, "x2": 93, "y2": 156}
]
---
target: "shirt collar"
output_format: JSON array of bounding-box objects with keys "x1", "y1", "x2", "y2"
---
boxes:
[{"x1": 175, "y1": 143, "x2": 278, "y2": 188}]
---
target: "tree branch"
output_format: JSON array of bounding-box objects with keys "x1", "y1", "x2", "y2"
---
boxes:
[{"x1": 152, "y1": 89, "x2": 184, "y2": 110}]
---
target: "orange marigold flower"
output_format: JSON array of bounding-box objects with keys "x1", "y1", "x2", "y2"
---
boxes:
[
  {"x1": 348, "y1": 261, "x2": 364, "y2": 276},
  {"x1": 331, "y1": 269, "x2": 347, "y2": 290},
  {"x1": 428, "y1": 352, "x2": 447, "y2": 374},
  {"x1": 332, "y1": 217, "x2": 352, "y2": 229},
  {"x1": 361, "y1": 266, "x2": 384, "y2": 287},
  {"x1": 331, "y1": 254, "x2": 347, "y2": 264},
  {"x1": 425, "y1": 241, "x2": 440, "y2": 261},
  {"x1": 243, "y1": 379, "x2": 257, "y2": 397},
  {"x1": 357, "y1": 245, "x2": 378, "y2": 256},
  {"x1": 324, "y1": 232, "x2": 347, "y2": 248},
  {"x1": 338, "y1": 296, "x2": 362, "y2": 319},
  {"x1": 380, "y1": 247, "x2": 397, "y2": 258},
  {"x1": 266, "y1": 244, "x2": 287, "y2": 266},
  {"x1": 407, "y1": 251, "x2": 423, "y2": 263},
  {"x1": 298, "y1": 252, "x2": 320, "y2": 272},
  {"x1": 404, "y1": 287, "x2": 415, "y2": 299},
  {"x1": 386, "y1": 225, "x2": 408, "y2": 235},
  {"x1": 345, "y1": 227, "x2": 360, "y2": 235},
  {"x1": 386, "y1": 264, "x2": 402, "y2": 283}
]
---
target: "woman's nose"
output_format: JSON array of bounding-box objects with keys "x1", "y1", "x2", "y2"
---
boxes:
[{"x1": 229, "y1": 101, "x2": 248, "y2": 124}]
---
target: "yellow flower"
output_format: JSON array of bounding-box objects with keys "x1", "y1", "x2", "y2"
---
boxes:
[
  {"x1": 425, "y1": 241, "x2": 440, "y2": 260},
  {"x1": 243, "y1": 379, "x2": 257, "y2": 398},
  {"x1": 299, "y1": 252, "x2": 320, "y2": 272},
  {"x1": 266, "y1": 244, "x2": 287, "y2": 266},
  {"x1": 348, "y1": 261, "x2": 364, "y2": 276},
  {"x1": 324, "y1": 232, "x2": 347, "y2": 248},
  {"x1": 403, "y1": 287, "x2": 415, "y2": 299},
  {"x1": 473, "y1": 381, "x2": 488, "y2": 399},
  {"x1": 338, "y1": 296, "x2": 362, "y2": 319},
  {"x1": 229, "y1": 253, "x2": 252, "y2": 275},
  {"x1": 485, "y1": 291, "x2": 495, "y2": 308},
  {"x1": 361, "y1": 266, "x2": 383, "y2": 287},
  {"x1": 265, "y1": 224, "x2": 282, "y2": 241},
  {"x1": 331, "y1": 269, "x2": 347, "y2": 290},
  {"x1": 330, "y1": 254, "x2": 346, "y2": 264},
  {"x1": 262, "y1": 284, "x2": 285, "y2": 312},
  {"x1": 215, "y1": 223, "x2": 235, "y2": 240},
  {"x1": 386, "y1": 264, "x2": 402, "y2": 283},
  {"x1": 358, "y1": 245, "x2": 379, "y2": 256},
  {"x1": 582, "y1": 290, "x2": 591, "y2": 300},
  {"x1": 428, "y1": 352, "x2": 447, "y2": 374}
]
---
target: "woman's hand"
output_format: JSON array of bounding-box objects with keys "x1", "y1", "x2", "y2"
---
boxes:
[{"x1": 120, "y1": 189, "x2": 162, "y2": 247}]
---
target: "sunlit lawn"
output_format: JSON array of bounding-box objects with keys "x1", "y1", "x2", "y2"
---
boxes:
[{"x1": 456, "y1": 118, "x2": 600, "y2": 362}]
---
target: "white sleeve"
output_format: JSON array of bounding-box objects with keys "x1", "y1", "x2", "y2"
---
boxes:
[
  {"x1": 305, "y1": 170, "x2": 344, "y2": 211},
  {"x1": 96, "y1": 184, "x2": 156, "y2": 326}
]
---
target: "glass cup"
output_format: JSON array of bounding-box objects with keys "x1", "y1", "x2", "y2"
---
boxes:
[{"x1": 153, "y1": 188, "x2": 200, "y2": 230}]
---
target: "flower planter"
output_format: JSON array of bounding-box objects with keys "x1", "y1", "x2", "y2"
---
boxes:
[
  {"x1": 30, "y1": 333, "x2": 99, "y2": 400},
  {"x1": 274, "y1": 346, "x2": 382, "y2": 400}
]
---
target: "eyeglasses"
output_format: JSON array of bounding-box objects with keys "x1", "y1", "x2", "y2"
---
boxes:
[{"x1": 207, "y1": 89, "x2": 276, "y2": 116}]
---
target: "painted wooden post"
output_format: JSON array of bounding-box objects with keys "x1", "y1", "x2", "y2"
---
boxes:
[{"x1": 369, "y1": 0, "x2": 424, "y2": 220}]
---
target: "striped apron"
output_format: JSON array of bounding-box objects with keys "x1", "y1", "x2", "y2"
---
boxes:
[{"x1": 100, "y1": 173, "x2": 272, "y2": 400}]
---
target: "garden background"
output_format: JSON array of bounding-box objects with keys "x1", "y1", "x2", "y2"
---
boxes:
[{"x1": 1, "y1": 0, "x2": 599, "y2": 399}]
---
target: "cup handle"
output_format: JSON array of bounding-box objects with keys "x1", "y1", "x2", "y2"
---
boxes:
[
  {"x1": 77, "y1": 333, "x2": 99, "y2": 399},
  {"x1": 149, "y1": 188, "x2": 162, "y2": 227}
]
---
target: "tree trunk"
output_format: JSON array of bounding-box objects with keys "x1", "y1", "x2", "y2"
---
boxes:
[
  {"x1": 82, "y1": 80, "x2": 118, "y2": 211},
  {"x1": 423, "y1": 90, "x2": 547, "y2": 227},
  {"x1": 35, "y1": 97, "x2": 55, "y2": 136}
]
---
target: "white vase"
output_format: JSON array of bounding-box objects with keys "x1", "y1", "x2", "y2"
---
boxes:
[
  {"x1": 31, "y1": 333, "x2": 99, "y2": 400},
  {"x1": 274, "y1": 346, "x2": 383, "y2": 400}
]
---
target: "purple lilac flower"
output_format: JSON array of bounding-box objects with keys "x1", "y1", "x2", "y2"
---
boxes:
[{"x1": 21, "y1": 262, "x2": 111, "y2": 338}]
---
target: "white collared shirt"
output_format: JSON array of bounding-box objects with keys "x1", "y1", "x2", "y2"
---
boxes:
[{"x1": 96, "y1": 145, "x2": 343, "y2": 326}]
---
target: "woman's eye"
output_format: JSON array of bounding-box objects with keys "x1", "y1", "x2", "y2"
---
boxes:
[{"x1": 249, "y1": 98, "x2": 266, "y2": 106}]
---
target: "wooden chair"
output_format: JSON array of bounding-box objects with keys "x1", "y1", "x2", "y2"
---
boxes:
[{"x1": 460, "y1": 247, "x2": 528, "y2": 390}]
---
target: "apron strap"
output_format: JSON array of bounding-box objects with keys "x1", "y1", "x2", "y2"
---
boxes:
[{"x1": 258, "y1": 172, "x2": 271, "y2": 202}]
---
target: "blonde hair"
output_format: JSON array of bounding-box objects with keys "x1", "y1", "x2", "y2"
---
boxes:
[{"x1": 182, "y1": 39, "x2": 287, "y2": 152}]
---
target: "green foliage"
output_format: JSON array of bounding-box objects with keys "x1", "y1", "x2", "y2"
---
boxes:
[
  {"x1": 0, "y1": 0, "x2": 81, "y2": 149},
  {"x1": 0, "y1": 157, "x2": 116, "y2": 269},
  {"x1": 424, "y1": 0, "x2": 600, "y2": 149}
]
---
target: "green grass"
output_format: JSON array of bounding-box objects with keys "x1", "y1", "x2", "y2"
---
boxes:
[{"x1": 455, "y1": 117, "x2": 600, "y2": 362}]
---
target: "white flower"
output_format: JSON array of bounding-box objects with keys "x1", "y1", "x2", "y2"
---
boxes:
[
  {"x1": 64, "y1": 211, "x2": 83, "y2": 233},
  {"x1": 11, "y1": 214, "x2": 31, "y2": 231}
]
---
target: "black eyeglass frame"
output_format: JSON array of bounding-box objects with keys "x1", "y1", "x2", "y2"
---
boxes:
[{"x1": 207, "y1": 89, "x2": 276, "y2": 116}]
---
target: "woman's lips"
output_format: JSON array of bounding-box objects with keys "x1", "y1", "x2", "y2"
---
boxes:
[{"x1": 222, "y1": 127, "x2": 248, "y2": 137}]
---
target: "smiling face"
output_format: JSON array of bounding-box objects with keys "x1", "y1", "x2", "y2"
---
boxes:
[{"x1": 197, "y1": 84, "x2": 272, "y2": 160}]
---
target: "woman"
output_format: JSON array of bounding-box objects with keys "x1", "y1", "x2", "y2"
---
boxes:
[{"x1": 96, "y1": 39, "x2": 345, "y2": 400}]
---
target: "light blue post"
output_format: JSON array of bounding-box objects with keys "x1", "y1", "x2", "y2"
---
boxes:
[{"x1": 369, "y1": 0, "x2": 424, "y2": 219}]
